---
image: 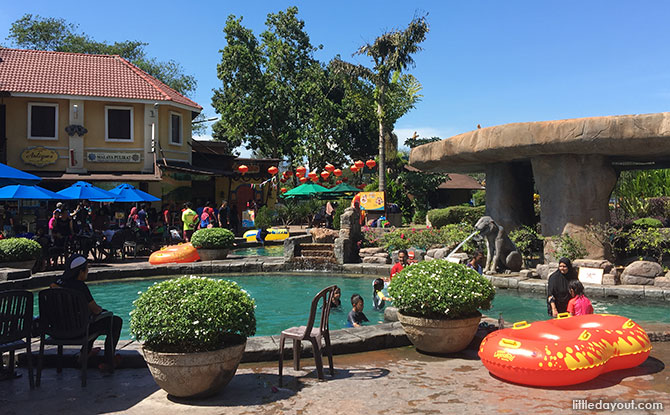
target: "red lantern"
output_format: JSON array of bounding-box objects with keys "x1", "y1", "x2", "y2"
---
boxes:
[
  {"x1": 296, "y1": 171, "x2": 303, "y2": 178},
  {"x1": 308, "y1": 170, "x2": 317, "y2": 179},
  {"x1": 325, "y1": 163, "x2": 335, "y2": 173},
  {"x1": 333, "y1": 168, "x2": 342, "y2": 177},
  {"x1": 354, "y1": 160, "x2": 365, "y2": 170},
  {"x1": 336, "y1": 180, "x2": 342, "y2": 184},
  {"x1": 285, "y1": 170, "x2": 293, "y2": 177},
  {"x1": 358, "y1": 183, "x2": 366, "y2": 189},
  {"x1": 366, "y1": 159, "x2": 376, "y2": 169},
  {"x1": 299, "y1": 176, "x2": 308, "y2": 183},
  {"x1": 280, "y1": 177, "x2": 287, "y2": 183},
  {"x1": 296, "y1": 166, "x2": 307, "y2": 176},
  {"x1": 281, "y1": 187, "x2": 287, "y2": 193},
  {"x1": 320, "y1": 171, "x2": 330, "y2": 180},
  {"x1": 268, "y1": 166, "x2": 278, "y2": 175},
  {"x1": 238, "y1": 165, "x2": 248, "y2": 174},
  {"x1": 311, "y1": 176, "x2": 319, "y2": 183},
  {"x1": 350, "y1": 165, "x2": 359, "y2": 173}
]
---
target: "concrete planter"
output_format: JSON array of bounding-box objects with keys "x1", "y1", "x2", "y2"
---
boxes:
[
  {"x1": 0, "y1": 259, "x2": 35, "y2": 272},
  {"x1": 397, "y1": 311, "x2": 481, "y2": 354},
  {"x1": 196, "y1": 248, "x2": 229, "y2": 261},
  {"x1": 142, "y1": 340, "x2": 246, "y2": 398}
]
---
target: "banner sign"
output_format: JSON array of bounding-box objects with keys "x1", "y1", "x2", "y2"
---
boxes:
[
  {"x1": 578, "y1": 267, "x2": 604, "y2": 285},
  {"x1": 87, "y1": 152, "x2": 141, "y2": 163},
  {"x1": 359, "y1": 191, "x2": 385, "y2": 211},
  {"x1": 21, "y1": 147, "x2": 58, "y2": 167}
]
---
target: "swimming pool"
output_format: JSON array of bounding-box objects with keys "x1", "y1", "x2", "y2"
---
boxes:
[
  {"x1": 35, "y1": 275, "x2": 670, "y2": 340},
  {"x1": 231, "y1": 245, "x2": 284, "y2": 257}
]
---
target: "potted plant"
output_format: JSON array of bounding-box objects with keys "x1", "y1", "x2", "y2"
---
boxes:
[
  {"x1": 191, "y1": 228, "x2": 235, "y2": 260},
  {"x1": 130, "y1": 276, "x2": 256, "y2": 398},
  {"x1": 0, "y1": 238, "x2": 41, "y2": 271},
  {"x1": 388, "y1": 259, "x2": 495, "y2": 354}
]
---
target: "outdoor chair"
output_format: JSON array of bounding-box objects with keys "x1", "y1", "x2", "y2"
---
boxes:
[
  {"x1": 36, "y1": 288, "x2": 114, "y2": 387},
  {"x1": 278, "y1": 285, "x2": 337, "y2": 386},
  {"x1": 0, "y1": 290, "x2": 34, "y2": 388}
]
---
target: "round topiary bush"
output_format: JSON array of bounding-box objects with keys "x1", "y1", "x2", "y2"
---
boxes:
[
  {"x1": 389, "y1": 259, "x2": 495, "y2": 320},
  {"x1": 130, "y1": 276, "x2": 256, "y2": 353},
  {"x1": 191, "y1": 228, "x2": 235, "y2": 249},
  {"x1": 0, "y1": 238, "x2": 42, "y2": 262}
]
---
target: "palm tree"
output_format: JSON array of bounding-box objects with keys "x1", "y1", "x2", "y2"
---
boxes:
[{"x1": 332, "y1": 15, "x2": 429, "y2": 192}]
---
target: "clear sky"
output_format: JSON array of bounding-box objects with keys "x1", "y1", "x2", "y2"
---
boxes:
[{"x1": 3, "y1": 1, "x2": 670, "y2": 149}]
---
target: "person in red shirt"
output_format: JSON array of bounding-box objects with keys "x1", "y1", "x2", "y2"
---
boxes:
[
  {"x1": 390, "y1": 249, "x2": 409, "y2": 281},
  {"x1": 566, "y1": 280, "x2": 594, "y2": 316}
]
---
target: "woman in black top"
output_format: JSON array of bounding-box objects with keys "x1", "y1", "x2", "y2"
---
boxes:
[{"x1": 547, "y1": 257, "x2": 577, "y2": 317}]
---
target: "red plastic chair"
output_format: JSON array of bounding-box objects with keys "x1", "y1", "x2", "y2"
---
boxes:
[{"x1": 278, "y1": 285, "x2": 337, "y2": 386}]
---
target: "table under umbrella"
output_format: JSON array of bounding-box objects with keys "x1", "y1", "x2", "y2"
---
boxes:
[
  {"x1": 57, "y1": 181, "x2": 117, "y2": 202},
  {"x1": 0, "y1": 163, "x2": 41, "y2": 186},
  {"x1": 107, "y1": 184, "x2": 160, "y2": 203}
]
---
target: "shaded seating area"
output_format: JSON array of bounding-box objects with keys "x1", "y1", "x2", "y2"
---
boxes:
[
  {"x1": 0, "y1": 290, "x2": 34, "y2": 388},
  {"x1": 278, "y1": 285, "x2": 337, "y2": 386}
]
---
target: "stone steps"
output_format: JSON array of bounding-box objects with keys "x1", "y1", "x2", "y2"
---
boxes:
[{"x1": 299, "y1": 243, "x2": 335, "y2": 251}]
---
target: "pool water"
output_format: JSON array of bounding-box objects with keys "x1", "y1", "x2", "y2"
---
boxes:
[
  {"x1": 231, "y1": 245, "x2": 284, "y2": 257},
  {"x1": 35, "y1": 276, "x2": 670, "y2": 340}
]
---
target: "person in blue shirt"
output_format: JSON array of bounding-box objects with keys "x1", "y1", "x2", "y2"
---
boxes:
[
  {"x1": 466, "y1": 251, "x2": 484, "y2": 275},
  {"x1": 347, "y1": 294, "x2": 369, "y2": 327}
]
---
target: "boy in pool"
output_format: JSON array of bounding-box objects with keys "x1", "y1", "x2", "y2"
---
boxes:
[{"x1": 347, "y1": 294, "x2": 369, "y2": 327}]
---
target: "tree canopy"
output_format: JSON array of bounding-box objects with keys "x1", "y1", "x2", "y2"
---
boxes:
[{"x1": 5, "y1": 14, "x2": 196, "y2": 97}]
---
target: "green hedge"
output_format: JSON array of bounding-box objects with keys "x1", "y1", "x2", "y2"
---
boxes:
[
  {"x1": 191, "y1": 228, "x2": 235, "y2": 249},
  {"x1": 632, "y1": 217, "x2": 663, "y2": 228},
  {"x1": 427, "y1": 206, "x2": 486, "y2": 228},
  {"x1": 0, "y1": 238, "x2": 41, "y2": 262}
]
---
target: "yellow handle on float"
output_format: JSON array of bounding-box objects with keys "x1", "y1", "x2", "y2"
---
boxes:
[
  {"x1": 499, "y1": 338, "x2": 521, "y2": 348},
  {"x1": 557, "y1": 312, "x2": 571, "y2": 319},
  {"x1": 513, "y1": 321, "x2": 530, "y2": 329}
]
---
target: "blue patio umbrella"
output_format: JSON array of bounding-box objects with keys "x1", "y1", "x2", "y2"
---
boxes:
[
  {"x1": 0, "y1": 163, "x2": 41, "y2": 186},
  {"x1": 108, "y1": 183, "x2": 160, "y2": 203},
  {"x1": 57, "y1": 181, "x2": 117, "y2": 202},
  {"x1": 0, "y1": 184, "x2": 69, "y2": 200}
]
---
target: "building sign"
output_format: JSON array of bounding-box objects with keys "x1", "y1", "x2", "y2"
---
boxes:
[
  {"x1": 21, "y1": 147, "x2": 58, "y2": 167},
  {"x1": 359, "y1": 192, "x2": 385, "y2": 211},
  {"x1": 87, "y1": 152, "x2": 141, "y2": 163}
]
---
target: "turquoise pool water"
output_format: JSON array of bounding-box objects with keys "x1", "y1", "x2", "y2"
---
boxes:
[
  {"x1": 35, "y1": 276, "x2": 670, "y2": 340},
  {"x1": 231, "y1": 245, "x2": 284, "y2": 257}
]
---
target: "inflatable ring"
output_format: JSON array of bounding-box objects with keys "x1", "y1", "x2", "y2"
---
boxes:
[
  {"x1": 149, "y1": 243, "x2": 200, "y2": 265},
  {"x1": 478, "y1": 313, "x2": 652, "y2": 386},
  {"x1": 243, "y1": 228, "x2": 289, "y2": 243}
]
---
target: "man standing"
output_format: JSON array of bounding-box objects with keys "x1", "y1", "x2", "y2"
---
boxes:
[
  {"x1": 181, "y1": 202, "x2": 198, "y2": 242},
  {"x1": 390, "y1": 249, "x2": 409, "y2": 281}
]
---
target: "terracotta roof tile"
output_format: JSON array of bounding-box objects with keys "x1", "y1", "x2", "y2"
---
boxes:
[{"x1": 0, "y1": 48, "x2": 201, "y2": 110}]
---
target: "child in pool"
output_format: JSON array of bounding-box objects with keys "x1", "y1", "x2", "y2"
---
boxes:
[
  {"x1": 330, "y1": 286, "x2": 342, "y2": 309},
  {"x1": 347, "y1": 294, "x2": 369, "y2": 327},
  {"x1": 372, "y1": 278, "x2": 392, "y2": 311},
  {"x1": 567, "y1": 279, "x2": 594, "y2": 316}
]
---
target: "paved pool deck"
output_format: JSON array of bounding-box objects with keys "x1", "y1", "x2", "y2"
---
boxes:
[{"x1": 3, "y1": 342, "x2": 670, "y2": 414}]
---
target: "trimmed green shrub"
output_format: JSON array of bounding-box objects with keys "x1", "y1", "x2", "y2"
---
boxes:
[
  {"x1": 412, "y1": 209, "x2": 427, "y2": 225},
  {"x1": 130, "y1": 277, "x2": 256, "y2": 353},
  {"x1": 472, "y1": 190, "x2": 486, "y2": 207},
  {"x1": 254, "y1": 206, "x2": 272, "y2": 230},
  {"x1": 372, "y1": 224, "x2": 478, "y2": 254},
  {"x1": 509, "y1": 225, "x2": 544, "y2": 260},
  {"x1": 632, "y1": 217, "x2": 663, "y2": 228},
  {"x1": 427, "y1": 206, "x2": 486, "y2": 228},
  {"x1": 191, "y1": 228, "x2": 235, "y2": 249},
  {"x1": 0, "y1": 238, "x2": 41, "y2": 262},
  {"x1": 389, "y1": 260, "x2": 495, "y2": 319}
]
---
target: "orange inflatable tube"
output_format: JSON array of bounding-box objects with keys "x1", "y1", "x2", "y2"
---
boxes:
[
  {"x1": 478, "y1": 313, "x2": 651, "y2": 386},
  {"x1": 149, "y1": 243, "x2": 200, "y2": 265}
]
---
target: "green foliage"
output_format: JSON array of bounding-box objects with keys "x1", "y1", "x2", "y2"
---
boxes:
[
  {"x1": 509, "y1": 226, "x2": 544, "y2": 259},
  {"x1": 332, "y1": 198, "x2": 349, "y2": 230},
  {"x1": 130, "y1": 277, "x2": 256, "y2": 353},
  {"x1": 0, "y1": 238, "x2": 41, "y2": 262},
  {"x1": 472, "y1": 190, "x2": 486, "y2": 207},
  {"x1": 367, "y1": 224, "x2": 477, "y2": 254},
  {"x1": 616, "y1": 227, "x2": 670, "y2": 263},
  {"x1": 191, "y1": 228, "x2": 235, "y2": 249},
  {"x1": 404, "y1": 136, "x2": 440, "y2": 149},
  {"x1": 412, "y1": 210, "x2": 427, "y2": 225},
  {"x1": 548, "y1": 234, "x2": 588, "y2": 261},
  {"x1": 399, "y1": 170, "x2": 446, "y2": 219},
  {"x1": 427, "y1": 206, "x2": 486, "y2": 228},
  {"x1": 613, "y1": 169, "x2": 670, "y2": 217},
  {"x1": 254, "y1": 206, "x2": 273, "y2": 230},
  {"x1": 6, "y1": 14, "x2": 196, "y2": 96},
  {"x1": 632, "y1": 217, "x2": 663, "y2": 228},
  {"x1": 274, "y1": 199, "x2": 323, "y2": 226},
  {"x1": 389, "y1": 260, "x2": 495, "y2": 319}
]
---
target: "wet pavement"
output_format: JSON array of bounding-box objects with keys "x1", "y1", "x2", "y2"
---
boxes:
[{"x1": 3, "y1": 342, "x2": 669, "y2": 414}]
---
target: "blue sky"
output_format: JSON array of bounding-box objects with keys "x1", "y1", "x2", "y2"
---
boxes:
[{"x1": 3, "y1": 1, "x2": 670, "y2": 150}]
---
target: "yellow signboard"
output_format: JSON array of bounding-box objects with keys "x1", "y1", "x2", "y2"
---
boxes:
[
  {"x1": 359, "y1": 192, "x2": 384, "y2": 211},
  {"x1": 21, "y1": 147, "x2": 59, "y2": 167}
]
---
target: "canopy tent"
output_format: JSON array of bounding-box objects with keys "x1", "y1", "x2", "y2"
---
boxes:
[
  {"x1": 318, "y1": 182, "x2": 361, "y2": 199},
  {"x1": 108, "y1": 183, "x2": 160, "y2": 202},
  {"x1": 0, "y1": 163, "x2": 41, "y2": 186},
  {"x1": 281, "y1": 183, "x2": 329, "y2": 200},
  {"x1": 57, "y1": 181, "x2": 117, "y2": 202},
  {"x1": 0, "y1": 184, "x2": 69, "y2": 200}
]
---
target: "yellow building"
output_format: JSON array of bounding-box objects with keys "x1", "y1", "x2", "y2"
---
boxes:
[{"x1": 0, "y1": 48, "x2": 201, "y2": 198}]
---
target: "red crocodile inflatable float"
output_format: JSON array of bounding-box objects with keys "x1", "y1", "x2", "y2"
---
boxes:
[{"x1": 478, "y1": 313, "x2": 651, "y2": 386}]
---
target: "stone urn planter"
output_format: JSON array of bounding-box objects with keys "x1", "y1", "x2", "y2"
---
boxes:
[
  {"x1": 196, "y1": 248, "x2": 229, "y2": 261},
  {"x1": 397, "y1": 311, "x2": 481, "y2": 354},
  {"x1": 0, "y1": 259, "x2": 36, "y2": 271},
  {"x1": 142, "y1": 341, "x2": 246, "y2": 398}
]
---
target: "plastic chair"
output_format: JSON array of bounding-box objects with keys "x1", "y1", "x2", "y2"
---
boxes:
[
  {"x1": 278, "y1": 285, "x2": 337, "y2": 386},
  {"x1": 0, "y1": 291, "x2": 34, "y2": 388},
  {"x1": 36, "y1": 288, "x2": 114, "y2": 387}
]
